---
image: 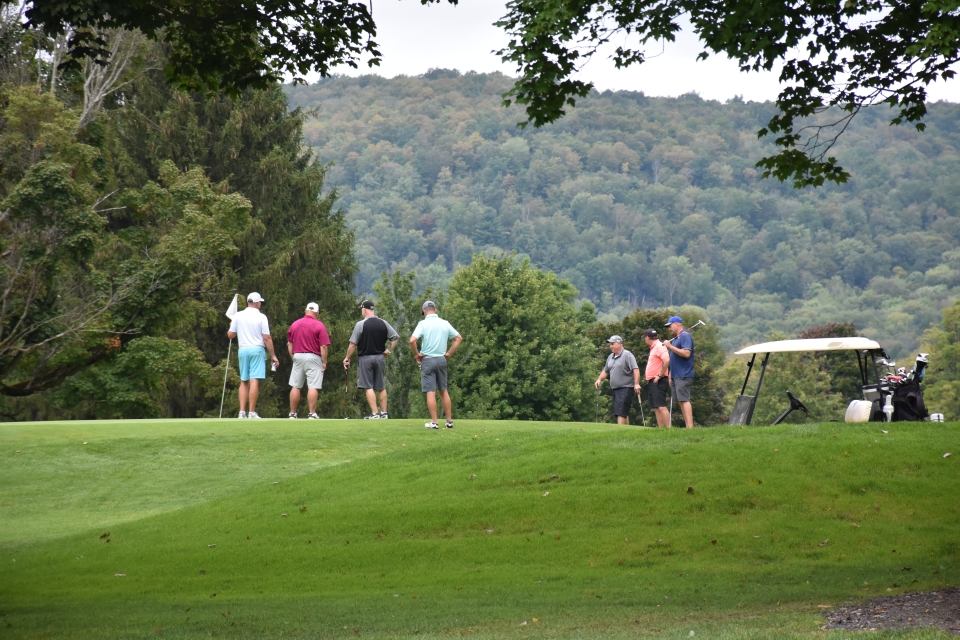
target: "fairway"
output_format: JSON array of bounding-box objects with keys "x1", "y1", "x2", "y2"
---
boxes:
[{"x1": 1, "y1": 419, "x2": 958, "y2": 639}]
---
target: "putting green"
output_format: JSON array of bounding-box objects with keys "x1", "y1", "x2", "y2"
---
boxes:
[{"x1": 1, "y1": 419, "x2": 958, "y2": 639}]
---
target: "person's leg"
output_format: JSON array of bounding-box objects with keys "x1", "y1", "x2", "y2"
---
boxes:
[
  {"x1": 439, "y1": 390, "x2": 452, "y2": 420},
  {"x1": 238, "y1": 380, "x2": 249, "y2": 412},
  {"x1": 378, "y1": 389, "x2": 387, "y2": 413},
  {"x1": 364, "y1": 388, "x2": 378, "y2": 415},
  {"x1": 680, "y1": 401, "x2": 694, "y2": 428},
  {"x1": 307, "y1": 388, "x2": 319, "y2": 414},
  {"x1": 426, "y1": 391, "x2": 438, "y2": 423},
  {"x1": 249, "y1": 378, "x2": 260, "y2": 413},
  {"x1": 618, "y1": 415, "x2": 629, "y2": 425},
  {"x1": 289, "y1": 387, "x2": 301, "y2": 413},
  {"x1": 655, "y1": 407, "x2": 669, "y2": 427}
]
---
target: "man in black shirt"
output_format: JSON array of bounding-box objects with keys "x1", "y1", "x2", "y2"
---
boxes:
[{"x1": 343, "y1": 300, "x2": 400, "y2": 419}]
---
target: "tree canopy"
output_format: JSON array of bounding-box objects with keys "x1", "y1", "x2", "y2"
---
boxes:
[
  {"x1": 22, "y1": 0, "x2": 379, "y2": 94},
  {"x1": 493, "y1": 0, "x2": 960, "y2": 187}
]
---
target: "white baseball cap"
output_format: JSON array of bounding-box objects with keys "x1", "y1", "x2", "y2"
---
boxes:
[
  {"x1": 247, "y1": 292, "x2": 265, "y2": 303},
  {"x1": 306, "y1": 302, "x2": 319, "y2": 312}
]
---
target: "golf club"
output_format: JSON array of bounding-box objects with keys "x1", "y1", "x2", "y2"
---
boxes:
[
  {"x1": 595, "y1": 386, "x2": 600, "y2": 423},
  {"x1": 343, "y1": 371, "x2": 349, "y2": 419},
  {"x1": 636, "y1": 389, "x2": 646, "y2": 426}
]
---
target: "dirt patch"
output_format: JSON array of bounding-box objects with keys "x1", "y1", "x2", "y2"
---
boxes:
[{"x1": 822, "y1": 587, "x2": 960, "y2": 635}]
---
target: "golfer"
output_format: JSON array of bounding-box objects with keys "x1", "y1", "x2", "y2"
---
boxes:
[
  {"x1": 664, "y1": 315, "x2": 695, "y2": 428},
  {"x1": 594, "y1": 335, "x2": 641, "y2": 425},
  {"x1": 227, "y1": 292, "x2": 279, "y2": 419},
  {"x1": 287, "y1": 302, "x2": 330, "y2": 420},
  {"x1": 642, "y1": 329, "x2": 671, "y2": 427},
  {"x1": 343, "y1": 300, "x2": 400, "y2": 419},
  {"x1": 409, "y1": 300, "x2": 462, "y2": 429}
]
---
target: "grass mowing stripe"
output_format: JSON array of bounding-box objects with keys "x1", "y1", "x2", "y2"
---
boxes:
[{"x1": 0, "y1": 420, "x2": 957, "y2": 639}]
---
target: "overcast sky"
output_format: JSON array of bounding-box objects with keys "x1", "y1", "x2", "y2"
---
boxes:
[{"x1": 321, "y1": 0, "x2": 960, "y2": 103}]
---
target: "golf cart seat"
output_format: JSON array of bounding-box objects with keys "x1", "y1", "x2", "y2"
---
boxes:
[{"x1": 728, "y1": 395, "x2": 756, "y2": 426}]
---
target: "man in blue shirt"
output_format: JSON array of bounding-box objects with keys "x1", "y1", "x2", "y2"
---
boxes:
[
  {"x1": 409, "y1": 300, "x2": 463, "y2": 429},
  {"x1": 663, "y1": 315, "x2": 695, "y2": 428}
]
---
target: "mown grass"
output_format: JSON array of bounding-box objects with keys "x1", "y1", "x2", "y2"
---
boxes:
[{"x1": 0, "y1": 418, "x2": 958, "y2": 639}]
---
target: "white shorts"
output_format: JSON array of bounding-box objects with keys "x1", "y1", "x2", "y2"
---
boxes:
[{"x1": 289, "y1": 353, "x2": 324, "y2": 389}]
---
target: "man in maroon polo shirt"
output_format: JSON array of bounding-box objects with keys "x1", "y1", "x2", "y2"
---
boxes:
[{"x1": 287, "y1": 302, "x2": 331, "y2": 419}]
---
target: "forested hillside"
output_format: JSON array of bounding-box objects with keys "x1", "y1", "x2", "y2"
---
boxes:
[{"x1": 287, "y1": 71, "x2": 960, "y2": 358}]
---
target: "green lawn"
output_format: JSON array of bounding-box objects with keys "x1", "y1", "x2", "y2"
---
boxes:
[{"x1": 0, "y1": 418, "x2": 958, "y2": 639}]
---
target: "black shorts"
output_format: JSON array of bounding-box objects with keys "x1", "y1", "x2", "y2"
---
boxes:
[
  {"x1": 612, "y1": 387, "x2": 635, "y2": 418},
  {"x1": 647, "y1": 377, "x2": 669, "y2": 408}
]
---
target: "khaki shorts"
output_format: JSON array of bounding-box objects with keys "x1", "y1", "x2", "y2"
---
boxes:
[{"x1": 289, "y1": 353, "x2": 324, "y2": 389}]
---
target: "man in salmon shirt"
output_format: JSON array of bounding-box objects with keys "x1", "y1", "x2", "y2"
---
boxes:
[{"x1": 642, "y1": 328, "x2": 671, "y2": 427}]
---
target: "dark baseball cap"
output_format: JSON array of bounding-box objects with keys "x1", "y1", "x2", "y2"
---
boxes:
[
  {"x1": 360, "y1": 300, "x2": 375, "y2": 310},
  {"x1": 643, "y1": 329, "x2": 658, "y2": 339}
]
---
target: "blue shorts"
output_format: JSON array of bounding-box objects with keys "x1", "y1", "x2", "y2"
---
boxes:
[{"x1": 238, "y1": 346, "x2": 266, "y2": 381}]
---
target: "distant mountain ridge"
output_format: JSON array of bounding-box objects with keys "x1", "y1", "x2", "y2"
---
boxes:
[{"x1": 285, "y1": 71, "x2": 960, "y2": 358}]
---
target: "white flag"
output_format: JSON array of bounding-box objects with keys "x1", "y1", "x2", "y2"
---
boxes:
[{"x1": 225, "y1": 293, "x2": 239, "y2": 320}]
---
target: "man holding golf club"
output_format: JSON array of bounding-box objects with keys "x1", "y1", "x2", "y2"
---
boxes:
[
  {"x1": 642, "y1": 329, "x2": 671, "y2": 427},
  {"x1": 595, "y1": 335, "x2": 641, "y2": 425},
  {"x1": 343, "y1": 300, "x2": 400, "y2": 420},
  {"x1": 664, "y1": 315, "x2": 696, "y2": 428}
]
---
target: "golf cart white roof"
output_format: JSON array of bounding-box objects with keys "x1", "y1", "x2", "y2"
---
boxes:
[{"x1": 734, "y1": 337, "x2": 882, "y2": 355}]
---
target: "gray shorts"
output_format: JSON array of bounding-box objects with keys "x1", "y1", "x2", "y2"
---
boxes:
[
  {"x1": 673, "y1": 377, "x2": 693, "y2": 402},
  {"x1": 289, "y1": 353, "x2": 324, "y2": 389},
  {"x1": 420, "y1": 356, "x2": 448, "y2": 392},
  {"x1": 357, "y1": 354, "x2": 385, "y2": 390}
]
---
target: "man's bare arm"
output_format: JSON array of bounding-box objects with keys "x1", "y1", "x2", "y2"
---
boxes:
[
  {"x1": 409, "y1": 336, "x2": 423, "y2": 364},
  {"x1": 445, "y1": 334, "x2": 463, "y2": 358},
  {"x1": 263, "y1": 334, "x2": 279, "y2": 365},
  {"x1": 343, "y1": 342, "x2": 356, "y2": 369},
  {"x1": 320, "y1": 345, "x2": 328, "y2": 369}
]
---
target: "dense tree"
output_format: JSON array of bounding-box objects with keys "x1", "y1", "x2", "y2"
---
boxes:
[
  {"x1": 589, "y1": 307, "x2": 725, "y2": 425},
  {"x1": 0, "y1": 22, "x2": 358, "y2": 419},
  {"x1": 0, "y1": 86, "x2": 252, "y2": 401},
  {"x1": 444, "y1": 254, "x2": 597, "y2": 421},
  {"x1": 921, "y1": 301, "x2": 960, "y2": 419},
  {"x1": 493, "y1": 0, "x2": 960, "y2": 187}
]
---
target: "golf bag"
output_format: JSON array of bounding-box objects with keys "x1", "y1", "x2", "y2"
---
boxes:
[{"x1": 892, "y1": 379, "x2": 927, "y2": 421}]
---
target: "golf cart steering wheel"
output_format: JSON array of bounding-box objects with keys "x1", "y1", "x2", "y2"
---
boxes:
[
  {"x1": 772, "y1": 390, "x2": 810, "y2": 425},
  {"x1": 786, "y1": 390, "x2": 809, "y2": 415}
]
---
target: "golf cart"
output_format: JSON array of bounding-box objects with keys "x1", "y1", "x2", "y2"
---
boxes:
[{"x1": 728, "y1": 337, "x2": 930, "y2": 426}]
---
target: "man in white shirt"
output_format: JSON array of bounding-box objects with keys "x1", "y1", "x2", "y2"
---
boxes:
[{"x1": 227, "y1": 292, "x2": 279, "y2": 418}]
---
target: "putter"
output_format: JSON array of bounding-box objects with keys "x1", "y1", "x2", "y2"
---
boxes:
[
  {"x1": 636, "y1": 389, "x2": 646, "y2": 426},
  {"x1": 595, "y1": 386, "x2": 600, "y2": 423},
  {"x1": 343, "y1": 372, "x2": 349, "y2": 419}
]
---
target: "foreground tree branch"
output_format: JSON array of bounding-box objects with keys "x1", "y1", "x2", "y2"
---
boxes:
[{"x1": 491, "y1": 0, "x2": 960, "y2": 187}]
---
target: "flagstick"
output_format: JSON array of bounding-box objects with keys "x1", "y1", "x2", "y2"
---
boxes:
[{"x1": 219, "y1": 338, "x2": 232, "y2": 419}]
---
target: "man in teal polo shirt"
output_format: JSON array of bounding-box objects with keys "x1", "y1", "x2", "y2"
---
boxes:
[{"x1": 409, "y1": 300, "x2": 463, "y2": 429}]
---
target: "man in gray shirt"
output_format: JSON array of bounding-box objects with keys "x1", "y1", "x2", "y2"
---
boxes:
[
  {"x1": 594, "y1": 335, "x2": 641, "y2": 425},
  {"x1": 343, "y1": 300, "x2": 400, "y2": 419}
]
